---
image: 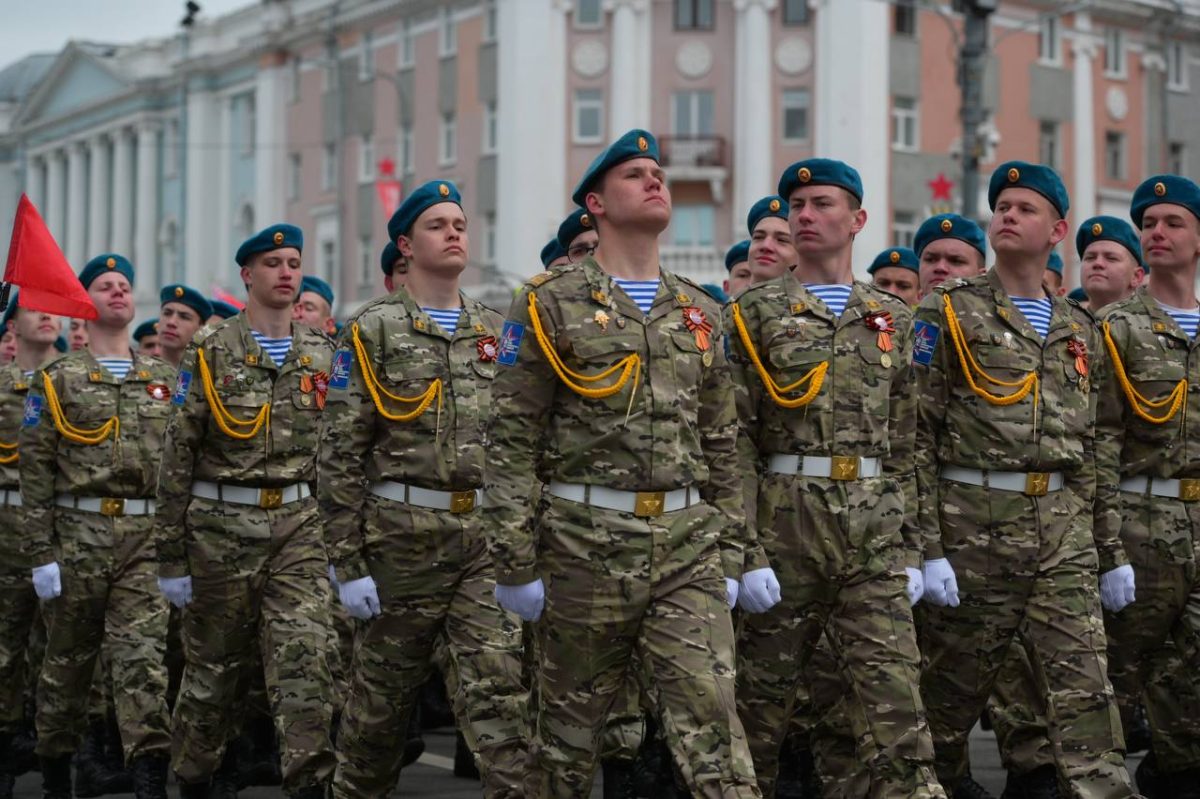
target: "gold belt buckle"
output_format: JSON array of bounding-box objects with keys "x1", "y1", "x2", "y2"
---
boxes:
[
  {"x1": 259, "y1": 488, "x2": 284, "y2": 509},
  {"x1": 1180, "y1": 479, "x2": 1200, "y2": 502},
  {"x1": 450, "y1": 490, "x2": 477, "y2": 514},
  {"x1": 634, "y1": 491, "x2": 666, "y2": 518},
  {"x1": 100, "y1": 498, "x2": 125, "y2": 517},
  {"x1": 830, "y1": 456, "x2": 859, "y2": 481},
  {"x1": 1024, "y1": 472, "x2": 1050, "y2": 497}
]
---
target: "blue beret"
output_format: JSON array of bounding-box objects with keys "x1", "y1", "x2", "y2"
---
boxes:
[
  {"x1": 778, "y1": 158, "x2": 863, "y2": 204},
  {"x1": 1130, "y1": 175, "x2": 1200, "y2": 229},
  {"x1": 701, "y1": 283, "x2": 729, "y2": 304},
  {"x1": 236, "y1": 224, "x2": 303, "y2": 267},
  {"x1": 988, "y1": 161, "x2": 1069, "y2": 218},
  {"x1": 914, "y1": 213, "x2": 986, "y2": 258},
  {"x1": 747, "y1": 196, "x2": 789, "y2": 236},
  {"x1": 868, "y1": 247, "x2": 919, "y2": 275},
  {"x1": 299, "y1": 275, "x2": 334, "y2": 307},
  {"x1": 571, "y1": 129, "x2": 660, "y2": 207},
  {"x1": 208, "y1": 299, "x2": 239, "y2": 320},
  {"x1": 160, "y1": 284, "x2": 213, "y2": 320},
  {"x1": 1076, "y1": 216, "x2": 1143, "y2": 268},
  {"x1": 79, "y1": 253, "x2": 134, "y2": 289},
  {"x1": 380, "y1": 241, "x2": 402, "y2": 276},
  {"x1": 1, "y1": 291, "x2": 18, "y2": 331},
  {"x1": 133, "y1": 319, "x2": 159, "y2": 342},
  {"x1": 53, "y1": 335, "x2": 67, "y2": 353},
  {"x1": 1067, "y1": 287, "x2": 1089, "y2": 304},
  {"x1": 387, "y1": 180, "x2": 463, "y2": 242},
  {"x1": 540, "y1": 239, "x2": 568, "y2": 268},
  {"x1": 556, "y1": 208, "x2": 595, "y2": 249},
  {"x1": 1046, "y1": 252, "x2": 1063, "y2": 276},
  {"x1": 725, "y1": 239, "x2": 751, "y2": 272}
]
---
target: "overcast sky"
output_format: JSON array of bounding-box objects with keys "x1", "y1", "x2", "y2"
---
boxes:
[{"x1": 1, "y1": 0, "x2": 251, "y2": 64}]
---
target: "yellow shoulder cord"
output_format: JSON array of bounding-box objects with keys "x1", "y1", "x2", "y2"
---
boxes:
[
  {"x1": 1102, "y1": 320, "x2": 1187, "y2": 425},
  {"x1": 730, "y1": 302, "x2": 827, "y2": 408},
  {"x1": 197, "y1": 347, "x2": 271, "y2": 440},
  {"x1": 41, "y1": 372, "x2": 120, "y2": 445},
  {"x1": 0, "y1": 441, "x2": 17, "y2": 464},
  {"x1": 349, "y1": 322, "x2": 443, "y2": 424},
  {"x1": 942, "y1": 293, "x2": 1040, "y2": 414}
]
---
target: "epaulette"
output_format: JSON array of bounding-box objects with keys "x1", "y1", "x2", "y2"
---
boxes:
[
  {"x1": 935, "y1": 277, "x2": 972, "y2": 295},
  {"x1": 528, "y1": 270, "x2": 558, "y2": 288},
  {"x1": 1065, "y1": 296, "x2": 1096, "y2": 323},
  {"x1": 37, "y1": 351, "x2": 71, "y2": 373},
  {"x1": 346, "y1": 292, "x2": 409, "y2": 328}
]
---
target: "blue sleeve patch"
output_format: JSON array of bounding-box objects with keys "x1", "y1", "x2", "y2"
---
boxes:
[
  {"x1": 497, "y1": 321, "x2": 525, "y2": 366},
  {"x1": 22, "y1": 395, "x2": 42, "y2": 427},
  {"x1": 329, "y1": 349, "x2": 353, "y2": 390},
  {"x1": 173, "y1": 371, "x2": 192, "y2": 406},
  {"x1": 912, "y1": 320, "x2": 940, "y2": 366}
]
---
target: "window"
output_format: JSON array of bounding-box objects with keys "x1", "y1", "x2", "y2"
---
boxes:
[
  {"x1": 359, "y1": 134, "x2": 375, "y2": 182},
  {"x1": 359, "y1": 31, "x2": 373, "y2": 81},
  {"x1": 400, "y1": 126, "x2": 414, "y2": 173},
  {"x1": 575, "y1": 0, "x2": 603, "y2": 28},
  {"x1": 1038, "y1": 121, "x2": 1060, "y2": 170},
  {"x1": 483, "y1": 212, "x2": 497, "y2": 264},
  {"x1": 288, "y1": 152, "x2": 301, "y2": 200},
  {"x1": 1168, "y1": 42, "x2": 1188, "y2": 90},
  {"x1": 288, "y1": 56, "x2": 300, "y2": 103},
  {"x1": 894, "y1": 0, "x2": 917, "y2": 36},
  {"x1": 440, "y1": 7, "x2": 457, "y2": 57},
  {"x1": 573, "y1": 89, "x2": 604, "y2": 144},
  {"x1": 674, "y1": 0, "x2": 713, "y2": 31},
  {"x1": 782, "y1": 89, "x2": 810, "y2": 142},
  {"x1": 482, "y1": 102, "x2": 498, "y2": 154},
  {"x1": 359, "y1": 236, "x2": 372, "y2": 286},
  {"x1": 242, "y1": 94, "x2": 256, "y2": 156},
  {"x1": 1169, "y1": 141, "x2": 1187, "y2": 175},
  {"x1": 1038, "y1": 16, "x2": 1061, "y2": 65},
  {"x1": 323, "y1": 239, "x2": 337, "y2": 283},
  {"x1": 892, "y1": 211, "x2": 917, "y2": 248},
  {"x1": 322, "y1": 143, "x2": 336, "y2": 191},
  {"x1": 671, "y1": 90, "x2": 714, "y2": 136},
  {"x1": 483, "y1": 0, "x2": 498, "y2": 42},
  {"x1": 891, "y1": 96, "x2": 918, "y2": 151},
  {"x1": 782, "y1": 0, "x2": 809, "y2": 25},
  {"x1": 671, "y1": 205, "x2": 715, "y2": 247},
  {"x1": 399, "y1": 19, "x2": 414, "y2": 68},
  {"x1": 1105, "y1": 131, "x2": 1125, "y2": 180},
  {"x1": 439, "y1": 113, "x2": 457, "y2": 165},
  {"x1": 1104, "y1": 28, "x2": 1126, "y2": 77}
]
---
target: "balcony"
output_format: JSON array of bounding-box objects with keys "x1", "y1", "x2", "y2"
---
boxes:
[
  {"x1": 659, "y1": 135, "x2": 728, "y2": 203},
  {"x1": 660, "y1": 245, "x2": 725, "y2": 288}
]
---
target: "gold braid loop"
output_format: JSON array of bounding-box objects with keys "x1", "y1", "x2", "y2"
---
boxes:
[
  {"x1": 526, "y1": 291, "x2": 641, "y2": 401},
  {"x1": 942, "y1": 294, "x2": 1040, "y2": 416},
  {"x1": 350, "y1": 322, "x2": 442, "y2": 423},
  {"x1": 1102, "y1": 320, "x2": 1186, "y2": 425},
  {"x1": 197, "y1": 347, "x2": 271, "y2": 440},
  {"x1": 731, "y1": 302, "x2": 827, "y2": 408},
  {"x1": 41, "y1": 372, "x2": 119, "y2": 446},
  {"x1": 0, "y1": 440, "x2": 17, "y2": 464}
]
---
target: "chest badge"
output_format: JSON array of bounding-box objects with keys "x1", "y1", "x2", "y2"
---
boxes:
[
  {"x1": 864, "y1": 310, "x2": 895, "y2": 352},
  {"x1": 477, "y1": 336, "x2": 499, "y2": 362},
  {"x1": 1067, "y1": 339, "x2": 1088, "y2": 378},
  {"x1": 682, "y1": 307, "x2": 713, "y2": 351},
  {"x1": 593, "y1": 310, "x2": 610, "y2": 332},
  {"x1": 299, "y1": 371, "x2": 330, "y2": 410},
  {"x1": 146, "y1": 383, "x2": 171, "y2": 401}
]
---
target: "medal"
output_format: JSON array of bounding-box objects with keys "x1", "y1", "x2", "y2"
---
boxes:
[
  {"x1": 683, "y1": 307, "x2": 713, "y2": 351},
  {"x1": 1067, "y1": 339, "x2": 1088, "y2": 377},
  {"x1": 594, "y1": 310, "x2": 610, "y2": 332},
  {"x1": 146, "y1": 383, "x2": 170, "y2": 401},
  {"x1": 865, "y1": 311, "x2": 895, "y2": 352},
  {"x1": 312, "y1": 371, "x2": 329, "y2": 409},
  {"x1": 477, "y1": 336, "x2": 499, "y2": 362}
]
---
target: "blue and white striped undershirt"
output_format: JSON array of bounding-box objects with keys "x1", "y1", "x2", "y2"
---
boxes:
[
  {"x1": 95, "y1": 358, "x2": 132, "y2": 381},
  {"x1": 613, "y1": 279, "x2": 660, "y2": 314},
  {"x1": 422, "y1": 307, "x2": 463, "y2": 335},
  {"x1": 1010, "y1": 297, "x2": 1053, "y2": 338},
  {"x1": 1161, "y1": 303, "x2": 1200, "y2": 339},
  {"x1": 804, "y1": 284, "x2": 853, "y2": 318},
  {"x1": 250, "y1": 331, "x2": 293, "y2": 367}
]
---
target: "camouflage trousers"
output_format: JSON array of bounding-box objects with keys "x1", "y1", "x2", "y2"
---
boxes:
[
  {"x1": 0, "y1": 506, "x2": 39, "y2": 734},
  {"x1": 918, "y1": 480, "x2": 1134, "y2": 799},
  {"x1": 35, "y1": 507, "x2": 171, "y2": 761},
  {"x1": 986, "y1": 634, "x2": 1056, "y2": 777},
  {"x1": 807, "y1": 632, "x2": 872, "y2": 799},
  {"x1": 528, "y1": 495, "x2": 760, "y2": 798},
  {"x1": 735, "y1": 472, "x2": 942, "y2": 799},
  {"x1": 171, "y1": 495, "x2": 334, "y2": 790},
  {"x1": 331, "y1": 495, "x2": 528, "y2": 799}
]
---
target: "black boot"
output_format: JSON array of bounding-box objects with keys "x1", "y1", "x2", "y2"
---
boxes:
[
  {"x1": 452, "y1": 731, "x2": 478, "y2": 779},
  {"x1": 0, "y1": 733, "x2": 14, "y2": 799},
  {"x1": 1126, "y1": 704, "x2": 1152, "y2": 755},
  {"x1": 102, "y1": 712, "x2": 132, "y2": 794},
  {"x1": 601, "y1": 757, "x2": 637, "y2": 799},
  {"x1": 955, "y1": 772, "x2": 998, "y2": 799},
  {"x1": 1163, "y1": 766, "x2": 1200, "y2": 799},
  {"x1": 72, "y1": 720, "x2": 110, "y2": 798},
  {"x1": 286, "y1": 783, "x2": 328, "y2": 799},
  {"x1": 177, "y1": 780, "x2": 211, "y2": 799},
  {"x1": 1136, "y1": 752, "x2": 1162, "y2": 799},
  {"x1": 129, "y1": 753, "x2": 168, "y2": 799},
  {"x1": 398, "y1": 703, "x2": 424, "y2": 770},
  {"x1": 211, "y1": 749, "x2": 239, "y2": 799},
  {"x1": 40, "y1": 753, "x2": 73, "y2": 799}
]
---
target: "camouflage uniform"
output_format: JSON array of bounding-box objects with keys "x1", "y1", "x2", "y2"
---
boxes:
[
  {"x1": 985, "y1": 636, "x2": 1056, "y2": 777},
  {"x1": 19, "y1": 350, "x2": 174, "y2": 762},
  {"x1": 155, "y1": 313, "x2": 335, "y2": 791},
  {"x1": 729, "y1": 273, "x2": 943, "y2": 798},
  {"x1": 486, "y1": 259, "x2": 762, "y2": 798},
  {"x1": 319, "y1": 287, "x2": 528, "y2": 799},
  {"x1": 913, "y1": 270, "x2": 1135, "y2": 797}
]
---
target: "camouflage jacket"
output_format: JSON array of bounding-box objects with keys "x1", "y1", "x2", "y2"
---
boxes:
[
  {"x1": 155, "y1": 313, "x2": 334, "y2": 576},
  {"x1": 0, "y1": 362, "x2": 31, "y2": 490},
  {"x1": 20, "y1": 349, "x2": 176, "y2": 567},
  {"x1": 484, "y1": 257, "x2": 759, "y2": 586},
  {"x1": 318, "y1": 287, "x2": 503, "y2": 582},
  {"x1": 912, "y1": 269, "x2": 1126, "y2": 571}
]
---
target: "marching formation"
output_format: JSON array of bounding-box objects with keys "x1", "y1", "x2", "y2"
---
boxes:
[{"x1": 0, "y1": 126, "x2": 1199, "y2": 799}]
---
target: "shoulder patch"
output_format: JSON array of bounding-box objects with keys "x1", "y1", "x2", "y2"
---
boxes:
[
  {"x1": 22, "y1": 394, "x2": 42, "y2": 427},
  {"x1": 172, "y1": 371, "x2": 193, "y2": 405},
  {"x1": 497, "y1": 320, "x2": 525, "y2": 366},
  {"x1": 912, "y1": 320, "x2": 940, "y2": 366},
  {"x1": 329, "y1": 349, "x2": 353, "y2": 390}
]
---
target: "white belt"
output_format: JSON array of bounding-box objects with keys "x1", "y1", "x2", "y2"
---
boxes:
[
  {"x1": 767, "y1": 454, "x2": 881, "y2": 480},
  {"x1": 190, "y1": 480, "x2": 310, "y2": 509},
  {"x1": 55, "y1": 494, "x2": 155, "y2": 516},
  {"x1": 368, "y1": 481, "x2": 481, "y2": 514},
  {"x1": 941, "y1": 466, "x2": 1064, "y2": 496},
  {"x1": 547, "y1": 481, "x2": 697, "y2": 518},
  {"x1": 1, "y1": 489, "x2": 22, "y2": 508},
  {"x1": 1119, "y1": 476, "x2": 1200, "y2": 502}
]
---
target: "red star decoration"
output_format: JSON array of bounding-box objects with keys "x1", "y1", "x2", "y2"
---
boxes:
[
  {"x1": 929, "y1": 172, "x2": 954, "y2": 201},
  {"x1": 377, "y1": 157, "x2": 396, "y2": 177}
]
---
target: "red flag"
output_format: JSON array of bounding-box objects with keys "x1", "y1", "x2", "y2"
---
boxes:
[
  {"x1": 4, "y1": 194, "x2": 96, "y2": 319},
  {"x1": 210, "y1": 285, "x2": 245, "y2": 310}
]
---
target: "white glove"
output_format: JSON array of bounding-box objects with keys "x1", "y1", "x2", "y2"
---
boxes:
[
  {"x1": 31, "y1": 562, "x2": 61, "y2": 600},
  {"x1": 339, "y1": 575, "x2": 382, "y2": 620},
  {"x1": 725, "y1": 577, "x2": 739, "y2": 609},
  {"x1": 905, "y1": 566, "x2": 924, "y2": 606},
  {"x1": 494, "y1": 579, "x2": 545, "y2": 622},
  {"x1": 1099, "y1": 564, "x2": 1136, "y2": 613},
  {"x1": 922, "y1": 558, "x2": 960, "y2": 607},
  {"x1": 157, "y1": 576, "x2": 193, "y2": 608},
  {"x1": 738, "y1": 567, "x2": 782, "y2": 614},
  {"x1": 327, "y1": 564, "x2": 339, "y2": 592}
]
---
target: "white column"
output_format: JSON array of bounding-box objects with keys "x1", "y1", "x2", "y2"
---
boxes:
[
  {"x1": 24, "y1": 154, "x2": 45, "y2": 211},
  {"x1": 87, "y1": 135, "x2": 110, "y2": 256},
  {"x1": 734, "y1": 0, "x2": 776, "y2": 237},
  {"x1": 606, "y1": 0, "x2": 650, "y2": 136},
  {"x1": 497, "y1": 0, "x2": 567, "y2": 279},
  {"x1": 185, "y1": 90, "x2": 221, "y2": 287},
  {"x1": 66, "y1": 142, "x2": 87, "y2": 267},
  {"x1": 1071, "y1": 16, "x2": 1097, "y2": 241},
  {"x1": 255, "y1": 54, "x2": 288, "y2": 226},
  {"x1": 814, "y1": 0, "x2": 889, "y2": 276},
  {"x1": 110, "y1": 128, "x2": 134, "y2": 256},
  {"x1": 44, "y1": 151, "x2": 65, "y2": 248},
  {"x1": 216, "y1": 99, "x2": 234, "y2": 277},
  {"x1": 135, "y1": 121, "x2": 159, "y2": 279}
]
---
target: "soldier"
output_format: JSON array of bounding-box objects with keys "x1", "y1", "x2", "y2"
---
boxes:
[
  {"x1": 1044, "y1": 251, "x2": 1066, "y2": 296},
  {"x1": 558, "y1": 207, "x2": 599, "y2": 265},
  {"x1": 725, "y1": 240, "x2": 753, "y2": 297},
  {"x1": 158, "y1": 285, "x2": 212, "y2": 370},
  {"x1": 868, "y1": 246, "x2": 920, "y2": 306},
  {"x1": 1079, "y1": 216, "x2": 1146, "y2": 313},
  {"x1": 380, "y1": 241, "x2": 408, "y2": 290},
  {"x1": 206, "y1": 300, "x2": 240, "y2": 326},
  {"x1": 68, "y1": 318, "x2": 88, "y2": 351},
  {"x1": 486, "y1": 129, "x2": 770, "y2": 797},
  {"x1": 747, "y1": 195, "x2": 796, "y2": 286},
  {"x1": 19, "y1": 254, "x2": 175, "y2": 799},
  {"x1": 0, "y1": 329, "x2": 15, "y2": 365},
  {"x1": 541, "y1": 239, "x2": 570, "y2": 269},
  {"x1": 913, "y1": 162, "x2": 1138, "y2": 797},
  {"x1": 134, "y1": 320, "x2": 161, "y2": 358},
  {"x1": 155, "y1": 224, "x2": 335, "y2": 799},
  {"x1": 916, "y1": 213, "x2": 987, "y2": 299},
  {"x1": 293, "y1": 276, "x2": 336, "y2": 336},
  {"x1": 319, "y1": 181, "x2": 527, "y2": 799},
  {"x1": 729, "y1": 158, "x2": 942, "y2": 797}
]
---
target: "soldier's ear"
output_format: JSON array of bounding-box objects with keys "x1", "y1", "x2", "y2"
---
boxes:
[
  {"x1": 397, "y1": 235, "x2": 415, "y2": 260},
  {"x1": 1049, "y1": 217, "x2": 1069, "y2": 246},
  {"x1": 240, "y1": 265, "x2": 252, "y2": 290}
]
